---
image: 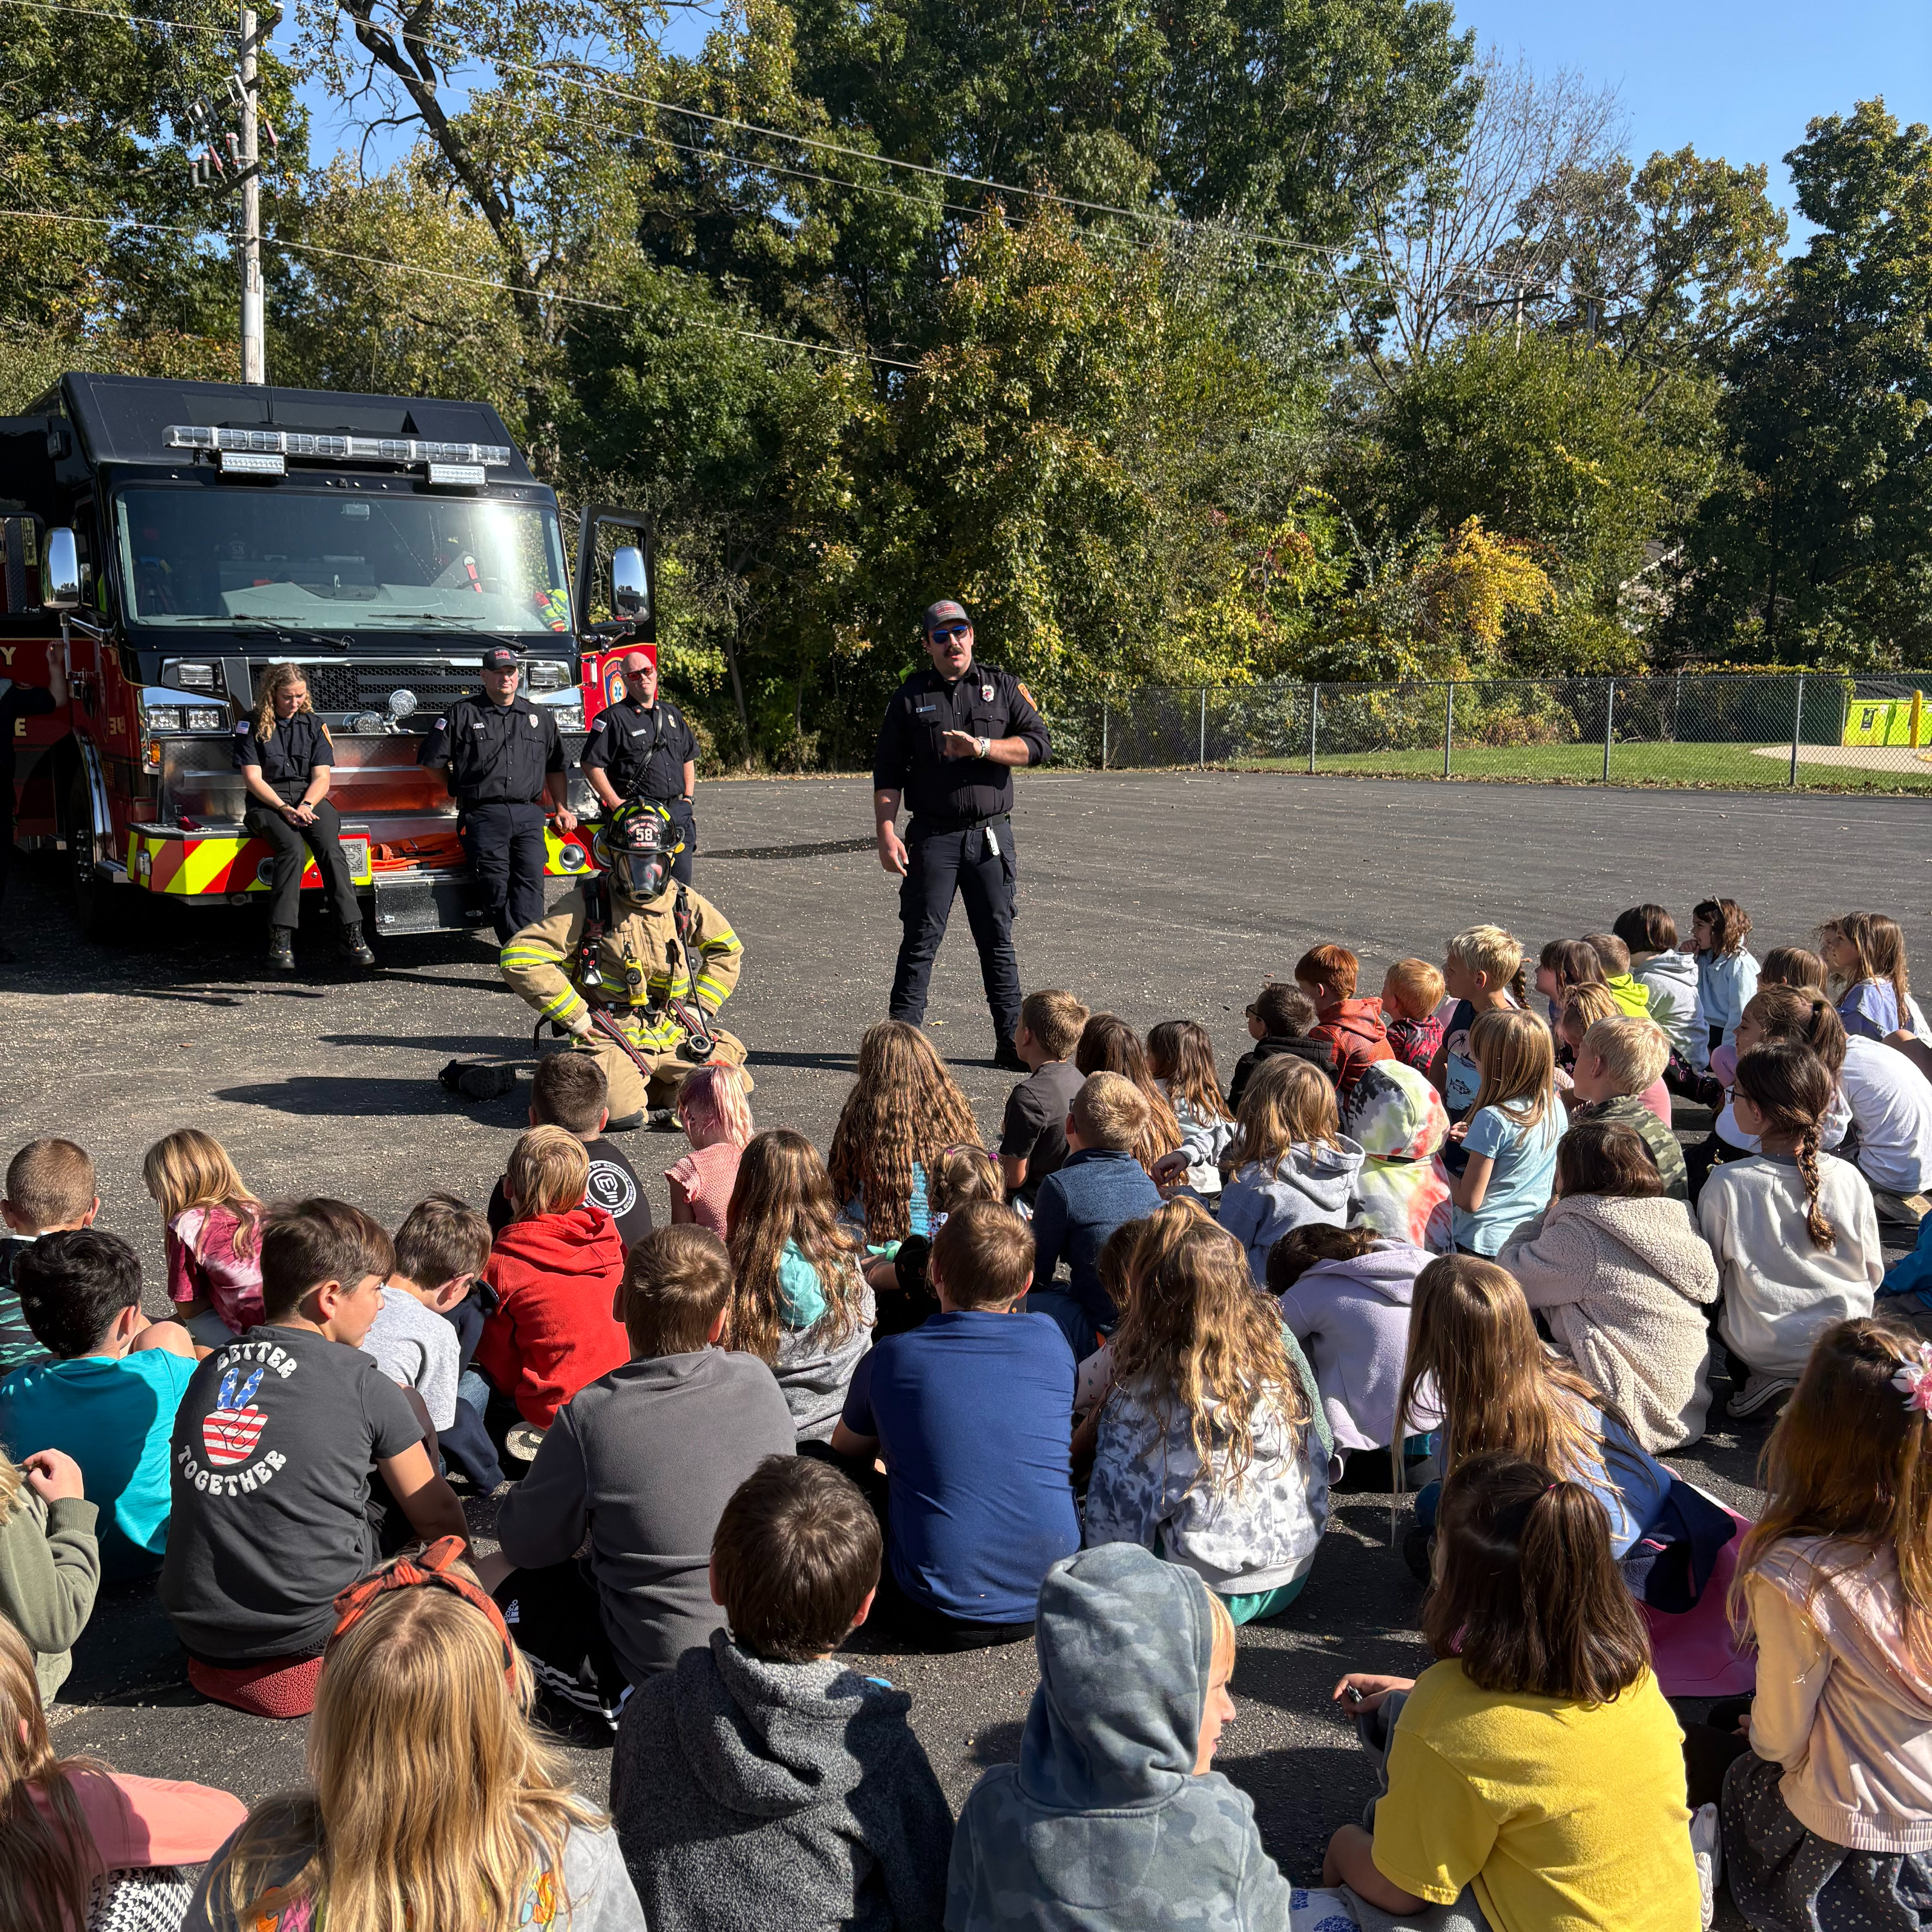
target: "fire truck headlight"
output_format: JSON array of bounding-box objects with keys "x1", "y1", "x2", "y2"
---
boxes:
[
  {"x1": 184, "y1": 707, "x2": 225, "y2": 733},
  {"x1": 173, "y1": 662, "x2": 217, "y2": 691},
  {"x1": 142, "y1": 704, "x2": 185, "y2": 735},
  {"x1": 527, "y1": 660, "x2": 571, "y2": 693},
  {"x1": 553, "y1": 705, "x2": 584, "y2": 732}
]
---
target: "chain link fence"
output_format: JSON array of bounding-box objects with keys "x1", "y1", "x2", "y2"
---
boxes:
[{"x1": 1050, "y1": 674, "x2": 1932, "y2": 791}]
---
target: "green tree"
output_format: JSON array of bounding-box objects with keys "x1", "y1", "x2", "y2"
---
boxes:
[{"x1": 1671, "y1": 100, "x2": 1932, "y2": 665}]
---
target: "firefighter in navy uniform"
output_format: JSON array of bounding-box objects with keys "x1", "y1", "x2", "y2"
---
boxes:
[
  {"x1": 235, "y1": 662, "x2": 374, "y2": 975},
  {"x1": 419, "y1": 645, "x2": 577, "y2": 942},
  {"x1": 872, "y1": 599, "x2": 1050, "y2": 1071},
  {"x1": 580, "y1": 649, "x2": 699, "y2": 885},
  {"x1": 499, "y1": 800, "x2": 747, "y2": 1128}
]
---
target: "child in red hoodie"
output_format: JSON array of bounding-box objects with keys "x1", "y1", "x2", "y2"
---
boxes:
[
  {"x1": 1296, "y1": 943, "x2": 1393, "y2": 1104},
  {"x1": 476, "y1": 1127, "x2": 628, "y2": 1445}
]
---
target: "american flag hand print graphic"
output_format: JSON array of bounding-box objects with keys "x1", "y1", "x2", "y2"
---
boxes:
[{"x1": 202, "y1": 1365, "x2": 267, "y2": 1467}]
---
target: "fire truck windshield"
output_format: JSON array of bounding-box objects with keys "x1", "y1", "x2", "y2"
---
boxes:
[{"x1": 114, "y1": 487, "x2": 572, "y2": 635}]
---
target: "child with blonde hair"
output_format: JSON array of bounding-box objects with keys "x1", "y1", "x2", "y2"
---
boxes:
[
  {"x1": 1693, "y1": 1316, "x2": 1932, "y2": 1926},
  {"x1": 142, "y1": 1127, "x2": 263, "y2": 1343},
  {"x1": 1565, "y1": 1012, "x2": 1685, "y2": 1194},
  {"x1": 1763, "y1": 945, "x2": 1828, "y2": 992},
  {"x1": 1449, "y1": 1007, "x2": 1560, "y2": 1255},
  {"x1": 1214, "y1": 1056, "x2": 1363, "y2": 1284},
  {"x1": 1086, "y1": 1216, "x2": 1329, "y2": 1622},
  {"x1": 1699, "y1": 1041, "x2": 1882, "y2": 1419},
  {"x1": 1694, "y1": 896, "x2": 1760, "y2": 1053},
  {"x1": 1379, "y1": 957, "x2": 1446, "y2": 1075},
  {"x1": 666, "y1": 1064, "x2": 754, "y2": 1238},
  {"x1": 1429, "y1": 925, "x2": 1524, "y2": 1155},
  {"x1": 478, "y1": 1127, "x2": 629, "y2": 1444},
  {"x1": 1555, "y1": 980, "x2": 1621, "y2": 1093},
  {"x1": 828, "y1": 1021, "x2": 980, "y2": 1244},
  {"x1": 191, "y1": 1544, "x2": 644, "y2": 1930},
  {"x1": 727, "y1": 1129, "x2": 874, "y2": 1440},
  {"x1": 1145, "y1": 1018, "x2": 1235, "y2": 1199},
  {"x1": 1820, "y1": 910, "x2": 1916, "y2": 1041}
]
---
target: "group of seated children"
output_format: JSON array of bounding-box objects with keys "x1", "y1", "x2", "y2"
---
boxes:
[{"x1": 9, "y1": 893, "x2": 1932, "y2": 1932}]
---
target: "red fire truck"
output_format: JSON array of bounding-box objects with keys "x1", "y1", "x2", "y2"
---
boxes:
[{"x1": 0, "y1": 372, "x2": 653, "y2": 939}]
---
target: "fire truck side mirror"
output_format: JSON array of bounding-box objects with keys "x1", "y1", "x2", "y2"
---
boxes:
[
  {"x1": 611, "y1": 545, "x2": 650, "y2": 623},
  {"x1": 42, "y1": 528, "x2": 81, "y2": 612}
]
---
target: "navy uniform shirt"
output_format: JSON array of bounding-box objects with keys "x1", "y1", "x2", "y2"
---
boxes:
[
  {"x1": 580, "y1": 696, "x2": 696, "y2": 801},
  {"x1": 233, "y1": 709, "x2": 335, "y2": 787},
  {"x1": 871, "y1": 662, "x2": 1050, "y2": 828},
  {"x1": 418, "y1": 691, "x2": 565, "y2": 805}
]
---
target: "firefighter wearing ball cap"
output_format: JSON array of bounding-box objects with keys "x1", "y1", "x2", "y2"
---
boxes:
[
  {"x1": 873, "y1": 598, "x2": 1050, "y2": 1071},
  {"x1": 499, "y1": 800, "x2": 747, "y2": 1127},
  {"x1": 418, "y1": 645, "x2": 576, "y2": 942}
]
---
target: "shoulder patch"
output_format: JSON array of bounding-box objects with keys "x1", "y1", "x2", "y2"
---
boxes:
[
  {"x1": 433, "y1": 717, "x2": 446, "y2": 730},
  {"x1": 1017, "y1": 681, "x2": 1037, "y2": 708},
  {"x1": 319, "y1": 722, "x2": 333, "y2": 744}
]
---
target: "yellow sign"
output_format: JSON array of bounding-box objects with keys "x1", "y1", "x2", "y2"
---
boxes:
[{"x1": 1843, "y1": 693, "x2": 1926, "y2": 749}]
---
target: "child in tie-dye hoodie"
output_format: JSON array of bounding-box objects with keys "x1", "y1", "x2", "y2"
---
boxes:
[{"x1": 1345, "y1": 1061, "x2": 1452, "y2": 1254}]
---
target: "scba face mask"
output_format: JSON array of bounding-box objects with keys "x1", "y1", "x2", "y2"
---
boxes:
[{"x1": 614, "y1": 847, "x2": 672, "y2": 899}]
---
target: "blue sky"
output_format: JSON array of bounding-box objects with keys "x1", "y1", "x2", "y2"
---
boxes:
[
  {"x1": 296, "y1": 0, "x2": 1930, "y2": 214},
  {"x1": 1451, "y1": 0, "x2": 1930, "y2": 207}
]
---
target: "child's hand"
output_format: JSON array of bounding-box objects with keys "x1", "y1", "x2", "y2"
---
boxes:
[
  {"x1": 1446, "y1": 1120, "x2": 1467, "y2": 1144},
  {"x1": 1150, "y1": 1150, "x2": 1192, "y2": 1194},
  {"x1": 1331, "y1": 1671, "x2": 1413, "y2": 1713},
  {"x1": 22, "y1": 1449, "x2": 86, "y2": 1504}
]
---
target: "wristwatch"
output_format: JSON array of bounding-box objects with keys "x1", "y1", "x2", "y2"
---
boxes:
[{"x1": 976, "y1": 735, "x2": 991, "y2": 759}]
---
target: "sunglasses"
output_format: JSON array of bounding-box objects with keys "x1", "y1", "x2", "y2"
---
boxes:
[{"x1": 929, "y1": 624, "x2": 971, "y2": 644}]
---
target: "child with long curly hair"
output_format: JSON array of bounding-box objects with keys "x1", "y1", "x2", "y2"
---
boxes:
[
  {"x1": 728, "y1": 1129, "x2": 874, "y2": 1441},
  {"x1": 1084, "y1": 1214, "x2": 1329, "y2": 1624},
  {"x1": 828, "y1": 1021, "x2": 981, "y2": 1245},
  {"x1": 1145, "y1": 1019, "x2": 1235, "y2": 1199},
  {"x1": 1698, "y1": 1041, "x2": 1881, "y2": 1420},
  {"x1": 1688, "y1": 1316, "x2": 1932, "y2": 1928},
  {"x1": 1076, "y1": 1013, "x2": 1184, "y2": 1176},
  {"x1": 1693, "y1": 895, "x2": 1760, "y2": 1054}
]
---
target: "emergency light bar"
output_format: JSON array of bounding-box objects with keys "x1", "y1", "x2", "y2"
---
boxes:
[{"x1": 164, "y1": 425, "x2": 515, "y2": 467}]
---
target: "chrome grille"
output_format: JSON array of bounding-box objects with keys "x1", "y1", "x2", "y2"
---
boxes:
[{"x1": 295, "y1": 663, "x2": 482, "y2": 713}]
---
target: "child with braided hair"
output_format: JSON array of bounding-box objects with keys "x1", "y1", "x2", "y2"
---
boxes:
[{"x1": 1698, "y1": 1042, "x2": 1882, "y2": 1419}]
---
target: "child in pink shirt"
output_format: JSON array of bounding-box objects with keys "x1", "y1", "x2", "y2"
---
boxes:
[
  {"x1": 142, "y1": 1128, "x2": 263, "y2": 1343},
  {"x1": 666, "y1": 1065, "x2": 754, "y2": 1239}
]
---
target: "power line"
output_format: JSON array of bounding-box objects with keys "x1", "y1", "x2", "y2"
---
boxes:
[
  {"x1": 0, "y1": 0, "x2": 1344, "y2": 258},
  {"x1": 0, "y1": 208, "x2": 925, "y2": 368}
]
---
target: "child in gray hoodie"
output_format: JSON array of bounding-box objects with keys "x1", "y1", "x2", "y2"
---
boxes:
[
  {"x1": 612, "y1": 1454, "x2": 952, "y2": 1932},
  {"x1": 1213, "y1": 1056, "x2": 1363, "y2": 1285},
  {"x1": 946, "y1": 1541, "x2": 1295, "y2": 1932}
]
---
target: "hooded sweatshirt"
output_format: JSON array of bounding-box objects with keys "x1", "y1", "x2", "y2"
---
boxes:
[
  {"x1": 477, "y1": 1203, "x2": 629, "y2": 1427},
  {"x1": 1602, "y1": 971, "x2": 1651, "y2": 1020},
  {"x1": 946, "y1": 1543, "x2": 1295, "y2": 1932},
  {"x1": 1227, "y1": 1033, "x2": 1334, "y2": 1111},
  {"x1": 1631, "y1": 948, "x2": 1707, "y2": 1066},
  {"x1": 1743, "y1": 1537, "x2": 1932, "y2": 1852},
  {"x1": 612, "y1": 1628, "x2": 953, "y2": 1932},
  {"x1": 1219, "y1": 1138, "x2": 1364, "y2": 1285},
  {"x1": 1310, "y1": 998, "x2": 1393, "y2": 1102},
  {"x1": 1345, "y1": 1061, "x2": 1452, "y2": 1251},
  {"x1": 1496, "y1": 1194, "x2": 1719, "y2": 1453},
  {"x1": 1278, "y1": 1242, "x2": 1438, "y2": 1453}
]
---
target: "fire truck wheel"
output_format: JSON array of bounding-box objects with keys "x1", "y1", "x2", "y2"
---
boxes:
[{"x1": 64, "y1": 769, "x2": 122, "y2": 945}]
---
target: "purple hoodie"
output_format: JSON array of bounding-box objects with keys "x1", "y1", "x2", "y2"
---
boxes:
[{"x1": 1276, "y1": 1242, "x2": 1440, "y2": 1454}]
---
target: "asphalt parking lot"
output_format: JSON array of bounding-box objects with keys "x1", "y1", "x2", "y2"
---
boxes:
[{"x1": 2, "y1": 767, "x2": 1926, "y2": 1899}]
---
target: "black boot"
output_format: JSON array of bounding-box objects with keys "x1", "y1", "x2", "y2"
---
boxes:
[
  {"x1": 268, "y1": 926, "x2": 297, "y2": 974},
  {"x1": 994, "y1": 1038, "x2": 1028, "y2": 1073},
  {"x1": 341, "y1": 922, "x2": 376, "y2": 968}
]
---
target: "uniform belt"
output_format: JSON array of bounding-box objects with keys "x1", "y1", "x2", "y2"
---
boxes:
[{"x1": 910, "y1": 810, "x2": 1009, "y2": 837}]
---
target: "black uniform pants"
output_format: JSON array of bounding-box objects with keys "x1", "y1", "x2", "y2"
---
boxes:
[
  {"x1": 461, "y1": 800, "x2": 549, "y2": 942},
  {"x1": 888, "y1": 818, "x2": 1021, "y2": 1044},
  {"x1": 243, "y1": 795, "x2": 362, "y2": 930}
]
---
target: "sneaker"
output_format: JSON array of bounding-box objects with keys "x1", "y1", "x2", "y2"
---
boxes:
[
  {"x1": 1728, "y1": 1371, "x2": 1797, "y2": 1420},
  {"x1": 1690, "y1": 1802, "x2": 1721, "y2": 1930},
  {"x1": 1872, "y1": 1187, "x2": 1932, "y2": 1228},
  {"x1": 645, "y1": 1106, "x2": 682, "y2": 1132}
]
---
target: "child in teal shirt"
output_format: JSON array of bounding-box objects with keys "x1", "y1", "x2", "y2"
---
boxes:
[
  {"x1": 1450, "y1": 1009, "x2": 1561, "y2": 1256},
  {"x1": 0, "y1": 1230, "x2": 197, "y2": 1579}
]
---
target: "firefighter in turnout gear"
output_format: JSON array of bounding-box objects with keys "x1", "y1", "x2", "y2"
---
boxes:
[{"x1": 499, "y1": 800, "x2": 747, "y2": 1127}]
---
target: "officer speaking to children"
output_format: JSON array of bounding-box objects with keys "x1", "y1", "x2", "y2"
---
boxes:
[{"x1": 872, "y1": 600, "x2": 1050, "y2": 1072}]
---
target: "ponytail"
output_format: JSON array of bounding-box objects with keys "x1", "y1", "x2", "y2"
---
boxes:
[
  {"x1": 1507, "y1": 961, "x2": 1528, "y2": 1007},
  {"x1": 1743, "y1": 986, "x2": 1848, "y2": 1082},
  {"x1": 1795, "y1": 1121, "x2": 1835, "y2": 1250}
]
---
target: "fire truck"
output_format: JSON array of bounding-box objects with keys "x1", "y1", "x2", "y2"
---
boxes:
[{"x1": 0, "y1": 372, "x2": 654, "y2": 940}]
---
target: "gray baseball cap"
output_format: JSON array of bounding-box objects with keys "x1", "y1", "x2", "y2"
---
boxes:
[{"x1": 922, "y1": 599, "x2": 972, "y2": 635}]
